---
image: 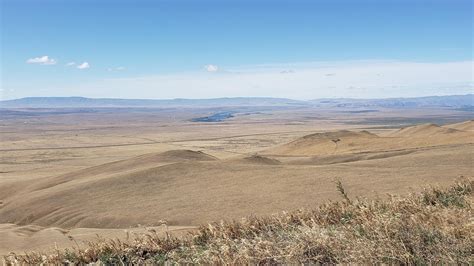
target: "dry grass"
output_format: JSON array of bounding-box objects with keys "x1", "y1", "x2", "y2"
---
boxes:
[{"x1": 4, "y1": 179, "x2": 473, "y2": 265}]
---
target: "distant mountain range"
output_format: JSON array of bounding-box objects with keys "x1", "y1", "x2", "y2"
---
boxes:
[
  {"x1": 0, "y1": 94, "x2": 472, "y2": 108},
  {"x1": 0, "y1": 97, "x2": 306, "y2": 108},
  {"x1": 310, "y1": 94, "x2": 474, "y2": 108}
]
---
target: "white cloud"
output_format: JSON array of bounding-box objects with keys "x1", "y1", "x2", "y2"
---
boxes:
[
  {"x1": 204, "y1": 64, "x2": 219, "y2": 72},
  {"x1": 66, "y1": 62, "x2": 76, "y2": 66},
  {"x1": 108, "y1": 66, "x2": 126, "y2": 72},
  {"x1": 77, "y1": 62, "x2": 90, "y2": 69},
  {"x1": 26, "y1": 56, "x2": 57, "y2": 65},
  {"x1": 58, "y1": 60, "x2": 474, "y2": 99}
]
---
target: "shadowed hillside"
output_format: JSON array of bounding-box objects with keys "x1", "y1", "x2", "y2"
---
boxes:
[{"x1": 232, "y1": 154, "x2": 282, "y2": 165}]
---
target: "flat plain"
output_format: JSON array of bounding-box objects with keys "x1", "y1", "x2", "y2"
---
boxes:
[{"x1": 0, "y1": 105, "x2": 473, "y2": 255}]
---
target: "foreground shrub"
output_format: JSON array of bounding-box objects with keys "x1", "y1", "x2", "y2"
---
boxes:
[{"x1": 4, "y1": 179, "x2": 473, "y2": 264}]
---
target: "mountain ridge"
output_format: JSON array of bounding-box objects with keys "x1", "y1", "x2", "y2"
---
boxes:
[{"x1": 0, "y1": 94, "x2": 472, "y2": 108}]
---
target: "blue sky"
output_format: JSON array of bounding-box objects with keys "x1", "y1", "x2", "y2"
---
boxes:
[{"x1": 1, "y1": 0, "x2": 473, "y2": 100}]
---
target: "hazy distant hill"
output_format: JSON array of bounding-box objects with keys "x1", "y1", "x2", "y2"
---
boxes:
[
  {"x1": 310, "y1": 94, "x2": 474, "y2": 108},
  {"x1": 0, "y1": 94, "x2": 472, "y2": 108},
  {"x1": 0, "y1": 97, "x2": 307, "y2": 108}
]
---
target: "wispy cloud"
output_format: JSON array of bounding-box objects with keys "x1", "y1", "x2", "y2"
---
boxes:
[
  {"x1": 108, "y1": 66, "x2": 126, "y2": 72},
  {"x1": 62, "y1": 60, "x2": 474, "y2": 99},
  {"x1": 204, "y1": 64, "x2": 219, "y2": 72},
  {"x1": 66, "y1": 62, "x2": 76, "y2": 66},
  {"x1": 26, "y1": 56, "x2": 57, "y2": 65},
  {"x1": 77, "y1": 62, "x2": 90, "y2": 69}
]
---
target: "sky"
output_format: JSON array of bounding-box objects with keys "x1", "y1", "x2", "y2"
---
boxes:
[{"x1": 1, "y1": 0, "x2": 473, "y2": 100}]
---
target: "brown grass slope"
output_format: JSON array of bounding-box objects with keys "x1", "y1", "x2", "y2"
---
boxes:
[
  {"x1": 0, "y1": 124, "x2": 473, "y2": 229},
  {"x1": 5, "y1": 179, "x2": 473, "y2": 264},
  {"x1": 231, "y1": 154, "x2": 281, "y2": 165},
  {"x1": 288, "y1": 149, "x2": 416, "y2": 165},
  {"x1": 443, "y1": 120, "x2": 474, "y2": 131},
  {"x1": 388, "y1": 123, "x2": 461, "y2": 137},
  {"x1": 0, "y1": 143, "x2": 472, "y2": 229},
  {"x1": 266, "y1": 130, "x2": 379, "y2": 156},
  {"x1": 267, "y1": 124, "x2": 473, "y2": 157},
  {"x1": 21, "y1": 149, "x2": 218, "y2": 192},
  {"x1": 0, "y1": 223, "x2": 193, "y2": 257}
]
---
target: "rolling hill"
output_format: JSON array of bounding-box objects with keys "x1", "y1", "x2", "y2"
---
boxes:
[
  {"x1": 443, "y1": 120, "x2": 474, "y2": 131},
  {"x1": 1, "y1": 94, "x2": 472, "y2": 108},
  {"x1": 0, "y1": 121, "x2": 472, "y2": 229}
]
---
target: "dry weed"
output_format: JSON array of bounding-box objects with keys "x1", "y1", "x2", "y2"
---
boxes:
[{"x1": 4, "y1": 178, "x2": 473, "y2": 264}]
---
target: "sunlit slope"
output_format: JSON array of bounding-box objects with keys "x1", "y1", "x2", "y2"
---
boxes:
[
  {"x1": 387, "y1": 123, "x2": 461, "y2": 137},
  {"x1": 265, "y1": 130, "x2": 379, "y2": 156},
  {"x1": 0, "y1": 121, "x2": 472, "y2": 229},
  {"x1": 265, "y1": 123, "x2": 473, "y2": 157},
  {"x1": 28, "y1": 150, "x2": 218, "y2": 191},
  {"x1": 443, "y1": 120, "x2": 474, "y2": 131}
]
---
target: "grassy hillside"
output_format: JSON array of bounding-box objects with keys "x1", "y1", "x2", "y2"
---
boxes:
[
  {"x1": 4, "y1": 179, "x2": 472, "y2": 264},
  {"x1": 3, "y1": 122, "x2": 472, "y2": 229}
]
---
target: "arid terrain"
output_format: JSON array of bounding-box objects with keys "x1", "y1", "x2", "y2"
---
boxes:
[{"x1": 0, "y1": 104, "x2": 473, "y2": 256}]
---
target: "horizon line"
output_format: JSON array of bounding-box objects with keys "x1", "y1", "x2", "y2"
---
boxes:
[{"x1": 2, "y1": 93, "x2": 473, "y2": 102}]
